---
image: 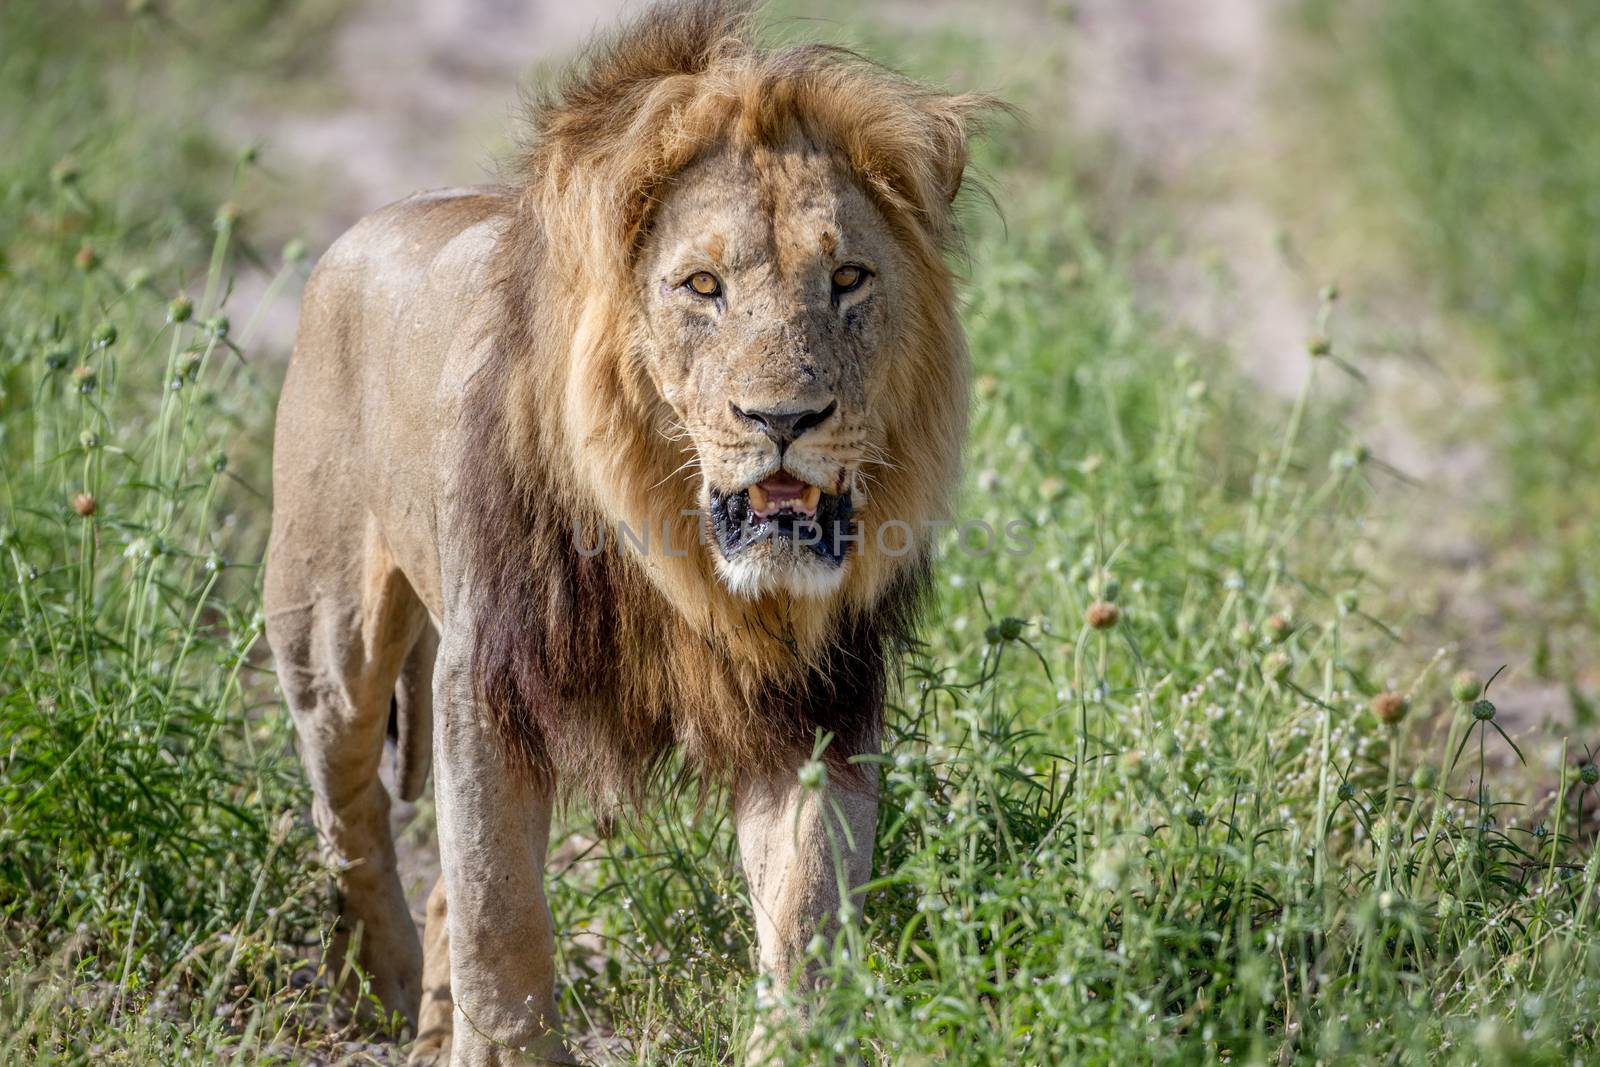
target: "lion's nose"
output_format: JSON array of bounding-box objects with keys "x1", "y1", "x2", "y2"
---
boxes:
[{"x1": 729, "y1": 400, "x2": 837, "y2": 449}]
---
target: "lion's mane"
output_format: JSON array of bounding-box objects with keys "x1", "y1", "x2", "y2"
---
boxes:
[{"x1": 462, "y1": 0, "x2": 992, "y2": 801}]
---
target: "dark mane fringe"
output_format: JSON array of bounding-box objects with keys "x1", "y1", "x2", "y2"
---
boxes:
[{"x1": 463, "y1": 344, "x2": 929, "y2": 801}]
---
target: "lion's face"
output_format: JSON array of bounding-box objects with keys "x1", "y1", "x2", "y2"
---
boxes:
[{"x1": 639, "y1": 140, "x2": 903, "y2": 600}]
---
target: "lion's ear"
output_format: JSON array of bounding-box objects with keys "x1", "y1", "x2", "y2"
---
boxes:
[{"x1": 922, "y1": 92, "x2": 1003, "y2": 205}]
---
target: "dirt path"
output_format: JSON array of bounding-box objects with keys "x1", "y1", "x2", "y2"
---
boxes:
[{"x1": 1062, "y1": 0, "x2": 1569, "y2": 737}]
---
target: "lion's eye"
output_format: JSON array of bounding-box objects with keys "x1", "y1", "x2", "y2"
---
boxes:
[
  {"x1": 685, "y1": 271, "x2": 722, "y2": 298},
  {"x1": 831, "y1": 265, "x2": 869, "y2": 296}
]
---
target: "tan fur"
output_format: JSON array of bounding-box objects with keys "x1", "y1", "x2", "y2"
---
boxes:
[{"x1": 263, "y1": 3, "x2": 991, "y2": 1062}]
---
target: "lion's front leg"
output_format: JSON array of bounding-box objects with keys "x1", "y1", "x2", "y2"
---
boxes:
[
  {"x1": 734, "y1": 743, "x2": 879, "y2": 1056},
  {"x1": 430, "y1": 632, "x2": 572, "y2": 1067}
]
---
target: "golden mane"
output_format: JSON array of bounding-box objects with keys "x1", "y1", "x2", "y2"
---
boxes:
[{"x1": 462, "y1": 0, "x2": 995, "y2": 800}]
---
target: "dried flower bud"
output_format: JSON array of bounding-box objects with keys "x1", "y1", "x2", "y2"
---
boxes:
[
  {"x1": 1265, "y1": 614, "x2": 1292, "y2": 644},
  {"x1": 71, "y1": 493, "x2": 97, "y2": 517},
  {"x1": 168, "y1": 295, "x2": 193, "y2": 323},
  {"x1": 74, "y1": 245, "x2": 99, "y2": 272},
  {"x1": 1307, "y1": 336, "x2": 1332, "y2": 358},
  {"x1": 1085, "y1": 601, "x2": 1118, "y2": 630},
  {"x1": 1373, "y1": 691, "x2": 1409, "y2": 725}
]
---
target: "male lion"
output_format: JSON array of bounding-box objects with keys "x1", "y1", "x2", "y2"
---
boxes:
[{"x1": 264, "y1": 2, "x2": 990, "y2": 1062}]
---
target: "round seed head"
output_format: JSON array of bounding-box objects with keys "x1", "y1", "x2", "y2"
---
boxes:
[
  {"x1": 168, "y1": 294, "x2": 193, "y2": 323},
  {"x1": 1581, "y1": 763, "x2": 1599, "y2": 786},
  {"x1": 91, "y1": 322, "x2": 117, "y2": 348},
  {"x1": 1412, "y1": 764, "x2": 1437, "y2": 790},
  {"x1": 1450, "y1": 671, "x2": 1482, "y2": 703},
  {"x1": 1184, "y1": 807, "x2": 1206, "y2": 828},
  {"x1": 1337, "y1": 781, "x2": 1356, "y2": 801},
  {"x1": 1265, "y1": 614, "x2": 1292, "y2": 643},
  {"x1": 72, "y1": 366, "x2": 98, "y2": 393},
  {"x1": 71, "y1": 492, "x2": 96, "y2": 517},
  {"x1": 205, "y1": 315, "x2": 229, "y2": 339},
  {"x1": 1085, "y1": 601, "x2": 1118, "y2": 630},
  {"x1": 79, "y1": 430, "x2": 100, "y2": 449},
  {"x1": 1372, "y1": 691, "x2": 1409, "y2": 725},
  {"x1": 1307, "y1": 336, "x2": 1332, "y2": 358},
  {"x1": 1470, "y1": 698, "x2": 1496, "y2": 722},
  {"x1": 797, "y1": 760, "x2": 827, "y2": 792}
]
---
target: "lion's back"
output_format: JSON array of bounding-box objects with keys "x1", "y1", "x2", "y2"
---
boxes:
[{"x1": 272, "y1": 186, "x2": 513, "y2": 612}]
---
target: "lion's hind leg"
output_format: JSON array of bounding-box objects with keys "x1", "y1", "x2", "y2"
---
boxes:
[
  {"x1": 408, "y1": 874, "x2": 453, "y2": 1065},
  {"x1": 265, "y1": 517, "x2": 429, "y2": 1030}
]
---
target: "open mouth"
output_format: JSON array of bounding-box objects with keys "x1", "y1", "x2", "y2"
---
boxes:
[{"x1": 709, "y1": 472, "x2": 855, "y2": 566}]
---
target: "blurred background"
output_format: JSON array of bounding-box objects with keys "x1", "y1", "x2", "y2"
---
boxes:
[{"x1": 4, "y1": 0, "x2": 1600, "y2": 1062}]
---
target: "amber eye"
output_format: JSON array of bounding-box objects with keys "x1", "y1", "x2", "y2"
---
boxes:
[
  {"x1": 831, "y1": 264, "x2": 869, "y2": 295},
  {"x1": 686, "y1": 271, "x2": 722, "y2": 298}
]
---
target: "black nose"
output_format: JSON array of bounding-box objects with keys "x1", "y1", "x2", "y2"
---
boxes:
[{"x1": 730, "y1": 400, "x2": 837, "y2": 449}]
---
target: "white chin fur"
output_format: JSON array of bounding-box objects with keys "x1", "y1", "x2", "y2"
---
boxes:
[{"x1": 716, "y1": 552, "x2": 846, "y2": 600}]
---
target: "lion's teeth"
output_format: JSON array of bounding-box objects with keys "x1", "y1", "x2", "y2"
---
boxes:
[
  {"x1": 801, "y1": 485, "x2": 821, "y2": 514},
  {"x1": 747, "y1": 484, "x2": 769, "y2": 514}
]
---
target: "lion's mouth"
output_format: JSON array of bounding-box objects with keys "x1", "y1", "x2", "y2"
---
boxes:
[{"x1": 709, "y1": 472, "x2": 854, "y2": 566}]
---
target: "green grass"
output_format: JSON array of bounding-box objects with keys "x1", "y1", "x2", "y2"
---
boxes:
[
  {"x1": 5, "y1": 2, "x2": 1600, "y2": 1064},
  {"x1": 1296, "y1": 0, "x2": 1600, "y2": 661}
]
